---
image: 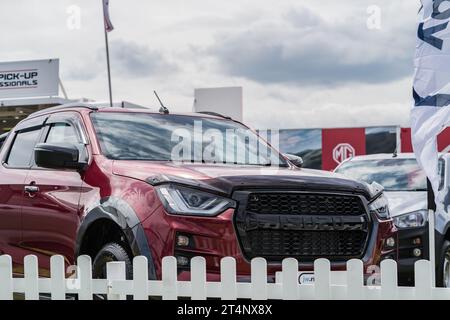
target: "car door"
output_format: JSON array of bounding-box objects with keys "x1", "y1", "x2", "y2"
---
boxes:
[
  {"x1": 22, "y1": 112, "x2": 87, "y2": 276},
  {"x1": 0, "y1": 117, "x2": 45, "y2": 274}
]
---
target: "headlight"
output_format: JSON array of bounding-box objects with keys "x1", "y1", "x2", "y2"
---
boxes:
[
  {"x1": 393, "y1": 210, "x2": 428, "y2": 229},
  {"x1": 369, "y1": 193, "x2": 390, "y2": 220},
  {"x1": 156, "y1": 185, "x2": 236, "y2": 216}
]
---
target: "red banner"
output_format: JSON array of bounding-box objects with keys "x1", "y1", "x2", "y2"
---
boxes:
[
  {"x1": 401, "y1": 127, "x2": 450, "y2": 153},
  {"x1": 322, "y1": 128, "x2": 366, "y2": 171},
  {"x1": 400, "y1": 128, "x2": 413, "y2": 153}
]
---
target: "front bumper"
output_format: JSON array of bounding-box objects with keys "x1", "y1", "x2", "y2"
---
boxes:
[
  {"x1": 140, "y1": 205, "x2": 398, "y2": 281},
  {"x1": 397, "y1": 223, "x2": 430, "y2": 285}
]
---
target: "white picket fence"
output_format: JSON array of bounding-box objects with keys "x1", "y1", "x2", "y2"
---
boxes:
[{"x1": 1, "y1": 254, "x2": 450, "y2": 300}]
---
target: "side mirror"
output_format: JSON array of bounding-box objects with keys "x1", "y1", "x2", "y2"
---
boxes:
[
  {"x1": 35, "y1": 143, "x2": 85, "y2": 170},
  {"x1": 284, "y1": 153, "x2": 304, "y2": 168}
]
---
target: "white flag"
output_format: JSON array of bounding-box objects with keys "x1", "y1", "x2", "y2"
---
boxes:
[
  {"x1": 412, "y1": 0, "x2": 450, "y2": 202},
  {"x1": 103, "y1": 0, "x2": 114, "y2": 32}
]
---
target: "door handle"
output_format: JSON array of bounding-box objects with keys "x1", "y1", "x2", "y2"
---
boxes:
[{"x1": 24, "y1": 185, "x2": 39, "y2": 196}]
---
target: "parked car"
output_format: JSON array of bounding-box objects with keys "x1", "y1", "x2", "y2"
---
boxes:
[
  {"x1": 0, "y1": 104, "x2": 396, "y2": 283},
  {"x1": 335, "y1": 153, "x2": 450, "y2": 286}
]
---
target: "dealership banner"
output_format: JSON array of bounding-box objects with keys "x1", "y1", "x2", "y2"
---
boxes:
[
  {"x1": 0, "y1": 59, "x2": 59, "y2": 99},
  {"x1": 276, "y1": 126, "x2": 449, "y2": 171},
  {"x1": 321, "y1": 128, "x2": 366, "y2": 171},
  {"x1": 401, "y1": 127, "x2": 450, "y2": 153}
]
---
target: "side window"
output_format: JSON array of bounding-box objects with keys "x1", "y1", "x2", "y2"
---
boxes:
[
  {"x1": 46, "y1": 123, "x2": 79, "y2": 144},
  {"x1": 7, "y1": 129, "x2": 42, "y2": 168}
]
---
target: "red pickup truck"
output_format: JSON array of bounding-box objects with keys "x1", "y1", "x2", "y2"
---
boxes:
[{"x1": 0, "y1": 104, "x2": 397, "y2": 281}]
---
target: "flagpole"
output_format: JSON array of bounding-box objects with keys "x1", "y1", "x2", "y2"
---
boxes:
[
  {"x1": 429, "y1": 209, "x2": 436, "y2": 285},
  {"x1": 104, "y1": 24, "x2": 113, "y2": 107},
  {"x1": 427, "y1": 178, "x2": 436, "y2": 286}
]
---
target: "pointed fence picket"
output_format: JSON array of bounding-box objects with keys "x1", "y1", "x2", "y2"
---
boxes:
[{"x1": 0, "y1": 254, "x2": 449, "y2": 300}]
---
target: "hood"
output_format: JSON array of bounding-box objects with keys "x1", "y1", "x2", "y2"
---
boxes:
[
  {"x1": 384, "y1": 191, "x2": 427, "y2": 217},
  {"x1": 112, "y1": 161, "x2": 372, "y2": 199}
]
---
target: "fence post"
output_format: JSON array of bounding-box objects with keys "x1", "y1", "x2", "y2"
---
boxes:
[
  {"x1": 282, "y1": 258, "x2": 298, "y2": 300},
  {"x1": 191, "y1": 256, "x2": 207, "y2": 300},
  {"x1": 381, "y1": 259, "x2": 398, "y2": 300},
  {"x1": 133, "y1": 256, "x2": 148, "y2": 300},
  {"x1": 346, "y1": 259, "x2": 364, "y2": 300},
  {"x1": 24, "y1": 255, "x2": 39, "y2": 300},
  {"x1": 162, "y1": 256, "x2": 177, "y2": 300},
  {"x1": 50, "y1": 255, "x2": 66, "y2": 300},
  {"x1": 251, "y1": 258, "x2": 267, "y2": 300},
  {"x1": 0, "y1": 255, "x2": 13, "y2": 300},
  {"x1": 415, "y1": 260, "x2": 433, "y2": 300},
  {"x1": 220, "y1": 257, "x2": 237, "y2": 300},
  {"x1": 77, "y1": 255, "x2": 93, "y2": 300},
  {"x1": 107, "y1": 261, "x2": 126, "y2": 300},
  {"x1": 314, "y1": 259, "x2": 331, "y2": 300}
]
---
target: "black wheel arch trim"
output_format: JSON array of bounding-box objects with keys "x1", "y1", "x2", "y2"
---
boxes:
[{"x1": 75, "y1": 197, "x2": 157, "y2": 279}]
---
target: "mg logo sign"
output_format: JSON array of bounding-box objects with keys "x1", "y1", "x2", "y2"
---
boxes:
[
  {"x1": 322, "y1": 129, "x2": 364, "y2": 171},
  {"x1": 333, "y1": 143, "x2": 355, "y2": 164}
]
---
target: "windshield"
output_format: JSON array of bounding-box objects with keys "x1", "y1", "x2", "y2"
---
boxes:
[
  {"x1": 335, "y1": 158, "x2": 427, "y2": 191},
  {"x1": 91, "y1": 112, "x2": 287, "y2": 166}
]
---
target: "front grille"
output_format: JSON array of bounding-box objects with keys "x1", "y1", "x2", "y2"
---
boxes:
[
  {"x1": 246, "y1": 230, "x2": 367, "y2": 261},
  {"x1": 246, "y1": 193, "x2": 364, "y2": 216},
  {"x1": 234, "y1": 191, "x2": 369, "y2": 262}
]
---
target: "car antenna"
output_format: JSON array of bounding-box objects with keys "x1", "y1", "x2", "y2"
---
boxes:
[{"x1": 154, "y1": 91, "x2": 169, "y2": 114}]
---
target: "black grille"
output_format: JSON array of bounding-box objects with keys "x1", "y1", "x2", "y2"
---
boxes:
[
  {"x1": 245, "y1": 230, "x2": 367, "y2": 260},
  {"x1": 246, "y1": 193, "x2": 364, "y2": 216},
  {"x1": 235, "y1": 192, "x2": 369, "y2": 262}
]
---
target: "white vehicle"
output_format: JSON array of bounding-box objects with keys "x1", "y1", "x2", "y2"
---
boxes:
[{"x1": 335, "y1": 152, "x2": 450, "y2": 286}]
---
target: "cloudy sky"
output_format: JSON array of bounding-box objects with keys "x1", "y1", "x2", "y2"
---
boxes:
[{"x1": 0, "y1": 0, "x2": 419, "y2": 129}]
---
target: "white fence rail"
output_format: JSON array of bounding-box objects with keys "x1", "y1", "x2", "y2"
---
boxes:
[{"x1": 0, "y1": 255, "x2": 449, "y2": 300}]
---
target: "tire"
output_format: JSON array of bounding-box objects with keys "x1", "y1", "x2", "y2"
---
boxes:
[
  {"x1": 92, "y1": 242, "x2": 133, "y2": 280},
  {"x1": 437, "y1": 240, "x2": 450, "y2": 287}
]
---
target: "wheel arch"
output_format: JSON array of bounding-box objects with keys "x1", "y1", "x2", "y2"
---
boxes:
[{"x1": 75, "y1": 197, "x2": 157, "y2": 279}]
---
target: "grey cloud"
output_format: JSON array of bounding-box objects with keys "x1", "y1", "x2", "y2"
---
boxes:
[
  {"x1": 63, "y1": 66, "x2": 100, "y2": 81},
  {"x1": 109, "y1": 40, "x2": 178, "y2": 78},
  {"x1": 208, "y1": 7, "x2": 415, "y2": 87},
  {"x1": 284, "y1": 6, "x2": 323, "y2": 28},
  {"x1": 62, "y1": 40, "x2": 178, "y2": 81}
]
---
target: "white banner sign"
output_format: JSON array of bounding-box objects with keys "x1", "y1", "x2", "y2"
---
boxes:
[
  {"x1": 0, "y1": 59, "x2": 59, "y2": 99},
  {"x1": 412, "y1": 1, "x2": 450, "y2": 197},
  {"x1": 194, "y1": 87, "x2": 243, "y2": 122}
]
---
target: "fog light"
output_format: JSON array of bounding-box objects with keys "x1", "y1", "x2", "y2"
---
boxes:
[
  {"x1": 176, "y1": 256, "x2": 190, "y2": 267},
  {"x1": 413, "y1": 248, "x2": 422, "y2": 257},
  {"x1": 386, "y1": 237, "x2": 395, "y2": 248},
  {"x1": 412, "y1": 237, "x2": 421, "y2": 245},
  {"x1": 176, "y1": 235, "x2": 190, "y2": 247}
]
